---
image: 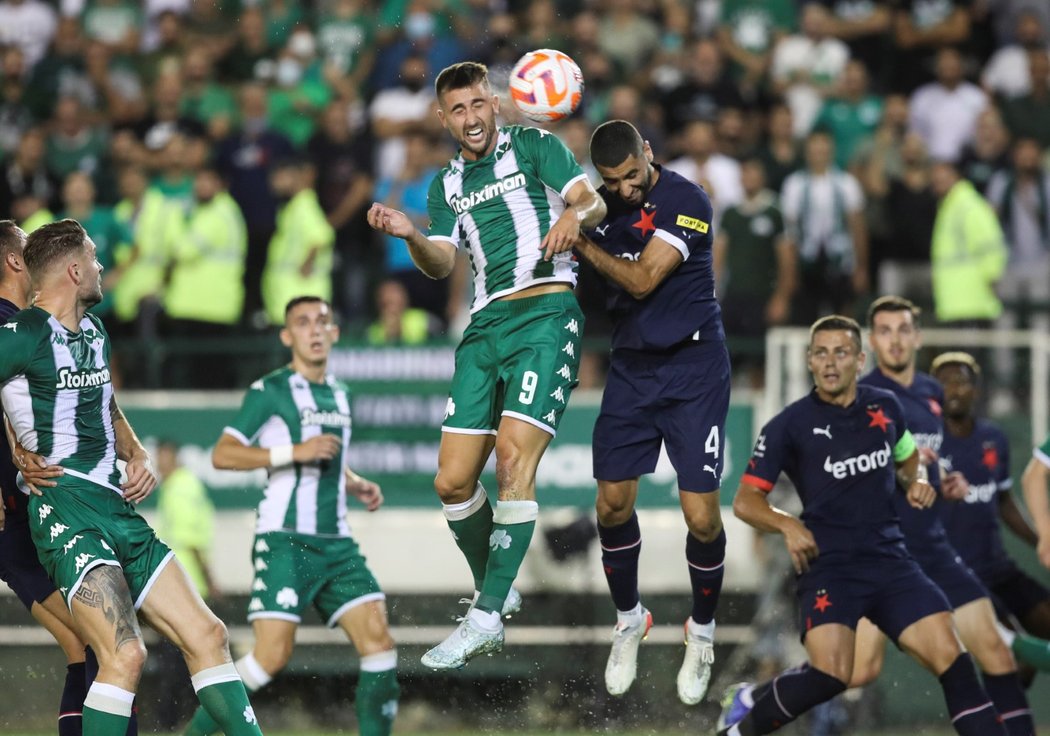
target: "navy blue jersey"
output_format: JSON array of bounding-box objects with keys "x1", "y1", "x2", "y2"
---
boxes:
[
  {"x1": 0, "y1": 297, "x2": 22, "y2": 518},
  {"x1": 940, "y1": 420, "x2": 1015, "y2": 581},
  {"x1": 587, "y1": 166, "x2": 725, "y2": 352},
  {"x1": 860, "y1": 369, "x2": 949, "y2": 555},
  {"x1": 742, "y1": 386, "x2": 914, "y2": 564}
]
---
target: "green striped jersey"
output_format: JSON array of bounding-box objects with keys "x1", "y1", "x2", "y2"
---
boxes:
[
  {"x1": 0, "y1": 308, "x2": 120, "y2": 493},
  {"x1": 427, "y1": 125, "x2": 587, "y2": 313},
  {"x1": 226, "y1": 367, "x2": 353, "y2": 537}
]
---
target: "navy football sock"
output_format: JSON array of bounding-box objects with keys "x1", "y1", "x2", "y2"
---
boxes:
[
  {"x1": 59, "y1": 661, "x2": 87, "y2": 736},
  {"x1": 598, "y1": 512, "x2": 641, "y2": 612},
  {"x1": 85, "y1": 647, "x2": 139, "y2": 736},
  {"x1": 939, "y1": 654, "x2": 1008, "y2": 736},
  {"x1": 982, "y1": 672, "x2": 1034, "y2": 736},
  {"x1": 736, "y1": 664, "x2": 846, "y2": 734},
  {"x1": 686, "y1": 528, "x2": 725, "y2": 625}
]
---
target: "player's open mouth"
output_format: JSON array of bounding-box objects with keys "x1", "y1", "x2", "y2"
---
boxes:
[
  {"x1": 464, "y1": 126, "x2": 485, "y2": 144},
  {"x1": 310, "y1": 341, "x2": 323, "y2": 350}
]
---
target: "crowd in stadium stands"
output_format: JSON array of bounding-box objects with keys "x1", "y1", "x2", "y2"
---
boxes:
[{"x1": 0, "y1": 0, "x2": 1049, "y2": 387}]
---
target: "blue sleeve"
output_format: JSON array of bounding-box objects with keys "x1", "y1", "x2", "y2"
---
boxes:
[
  {"x1": 652, "y1": 183, "x2": 713, "y2": 260},
  {"x1": 996, "y1": 428, "x2": 1012, "y2": 492},
  {"x1": 741, "y1": 411, "x2": 790, "y2": 493}
]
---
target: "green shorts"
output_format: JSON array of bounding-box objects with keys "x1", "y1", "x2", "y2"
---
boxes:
[
  {"x1": 28, "y1": 478, "x2": 173, "y2": 611},
  {"x1": 443, "y1": 291, "x2": 583, "y2": 437},
  {"x1": 248, "y1": 532, "x2": 384, "y2": 628}
]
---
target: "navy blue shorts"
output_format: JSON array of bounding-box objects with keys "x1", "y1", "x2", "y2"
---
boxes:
[
  {"x1": 796, "y1": 555, "x2": 950, "y2": 644},
  {"x1": 0, "y1": 513, "x2": 57, "y2": 609},
  {"x1": 912, "y1": 544, "x2": 988, "y2": 610},
  {"x1": 593, "y1": 341, "x2": 730, "y2": 492},
  {"x1": 985, "y1": 565, "x2": 1050, "y2": 620}
]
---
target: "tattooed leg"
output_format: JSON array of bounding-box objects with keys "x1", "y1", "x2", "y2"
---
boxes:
[{"x1": 71, "y1": 564, "x2": 146, "y2": 692}]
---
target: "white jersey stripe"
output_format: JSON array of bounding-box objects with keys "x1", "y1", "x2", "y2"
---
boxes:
[
  {"x1": 47, "y1": 316, "x2": 80, "y2": 467},
  {"x1": 333, "y1": 385, "x2": 351, "y2": 537},
  {"x1": 290, "y1": 374, "x2": 320, "y2": 535},
  {"x1": 89, "y1": 333, "x2": 117, "y2": 485},
  {"x1": 2, "y1": 376, "x2": 38, "y2": 455},
  {"x1": 256, "y1": 416, "x2": 295, "y2": 533}
]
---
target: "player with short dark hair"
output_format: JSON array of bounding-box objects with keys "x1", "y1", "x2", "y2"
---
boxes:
[
  {"x1": 2, "y1": 219, "x2": 263, "y2": 736},
  {"x1": 572, "y1": 120, "x2": 729, "y2": 704},
  {"x1": 368, "y1": 60, "x2": 607, "y2": 669},
  {"x1": 850, "y1": 297, "x2": 1034, "y2": 735},
  {"x1": 184, "y1": 296, "x2": 399, "y2": 736},
  {"x1": 718, "y1": 315, "x2": 1007, "y2": 736}
]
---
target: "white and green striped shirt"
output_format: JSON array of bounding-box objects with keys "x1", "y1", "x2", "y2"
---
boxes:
[
  {"x1": 0, "y1": 308, "x2": 120, "y2": 492},
  {"x1": 427, "y1": 125, "x2": 588, "y2": 313},
  {"x1": 226, "y1": 367, "x2": 353, "y2": 537}
]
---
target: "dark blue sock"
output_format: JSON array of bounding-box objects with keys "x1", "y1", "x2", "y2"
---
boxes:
[
  {"x1": 59, "y1": 662, "x2": 87, "y2": 736},
  {"x1": 982, "y1": 672, "x2": 1034, "y2": 736},
  {"x1": 85, "y1": 646, "x2": 139, "y2": 736},
  {"x1": 686, "y1": 528, "x2": 725, "y2": 625},
  {"x1": 738, "y1": 664, "x2": 846, "y2": 734},
  {"x1": 598, "y1": 512, "x2": 641, "y2": 612},
  {"x1": 939, "y1": 654, "x2": 1008, "y2": 736}
]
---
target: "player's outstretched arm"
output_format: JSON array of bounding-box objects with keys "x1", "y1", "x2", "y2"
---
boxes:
[
  {"x1": 574, "y1": 233, "x2": 683, "y2": 299},
  {"x1": 110, "y1": 398, "x2": 158, "y2": 503},
  {"x1": 733, "y1": 482, "x2": 819, "y2": 574},
  {"x1": 366, "y1": 202, "x2": 456, "y2": 279},
  {"x1": 997, "y1": 491, "x2": 1039, "y2": 547},
  {"x1": 1022, "y1": 456, "x2": 1050, "y2": 569},
  {"x1": 211, "y1": 431, "x2": 341, "y2": 471}
]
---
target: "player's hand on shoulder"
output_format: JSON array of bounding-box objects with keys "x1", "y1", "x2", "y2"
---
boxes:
[
  {"x1": 906, "y1": 478, "x2": 936, "y2": 509},
  {"x1": 15, "y1": 443, "x2": 63, "y2": 496},
  {"x1": 780, "y1": 517, "x2": 819, "y2": 574},
  {"x1": 346, "y1": 468, "x2": 383, "y2": 512},
  {"x1": 122, "y1": 452, "x2": 158, "y2": 503},
  {"x1": 367, "y1": 203, "x2": 414, "y2": 239},
  {"x1": 939, "y1": 471, "x2": 968, "y2": 501},
  {"x1": 294, "y1": 434, "x2": 341, "y2": 463}
]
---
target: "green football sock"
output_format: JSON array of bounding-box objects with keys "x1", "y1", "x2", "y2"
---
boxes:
[
  {"x1": 1009, "y1": 630, "x2": 1050, "y2": 672},
  {"x1": 443, "y1": 483, "x2": 494, "y2": 591},
  {"x1": 476, "y1": 500, "x2": 538, "y2": 614},
  {"x1": 356, "y1": 651, "x2": 400, "y2": 736},
  {"x1": 183, "y1": 706, "x2": 220, "y2": 736},
  {"x1": 191, "y1": 664, "x2": 263, "y2": 736},
  {"x1": 185, "y1": 653, "x2": 273, "y2": 735},
  {"x1": 83, "y1": 682, "x2": 134, "y2": 736}
]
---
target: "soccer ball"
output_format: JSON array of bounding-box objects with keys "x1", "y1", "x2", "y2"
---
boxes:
[{"x1": 509, "y1": 49, "x2": 584, "y2": 123}]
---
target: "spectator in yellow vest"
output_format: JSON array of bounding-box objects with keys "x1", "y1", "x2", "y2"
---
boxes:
[{"x1": 367, "y1": 278, "x2": 440, "y2": 345}]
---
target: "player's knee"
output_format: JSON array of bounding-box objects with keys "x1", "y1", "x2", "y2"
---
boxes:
[
  {"x1": 255, "y1": 637, "x2": 295, "y2": 673},
  {"x1": 595, "y1": 494, "x2": 633, "y2": 526},
  {"x1": 190, "y1": 614, "x2": 230, "y2": 658},
  {"x1": 682, "y1": 508, "x2": 722, "y2": 542},
  {"x1": 970, "y1": 629, "x2": 1017, "y2": 673},
  {"x1": 848, "y1": 658, "x2": 881, "y2": 688},
  {"x1": 433, "y1": 471, "x2": 474, "y2": 505},
  {"x1": 112, "y1": 638, "x2": 148, "y2": 680}
]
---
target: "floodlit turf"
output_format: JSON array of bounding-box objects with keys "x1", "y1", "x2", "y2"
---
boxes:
[{"x1": 0, "y1": 731, "x2": 965, "y2": 736}]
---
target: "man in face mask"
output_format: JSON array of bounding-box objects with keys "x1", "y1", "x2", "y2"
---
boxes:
[{"x1": 369, "y1": 54, "x2": 437, "y2": 181}]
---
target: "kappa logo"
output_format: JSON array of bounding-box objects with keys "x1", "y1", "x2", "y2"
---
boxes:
[
  {"x1": 49, "y1": 522, "x2": 69, "y2": 541},
  {"x1": 562, "y1": 341, "x2": 575, "y2": 359},
  {"x1": 276, "y1": 587, "x2": 299, "y2": 609},
  {"x1": 100, "y1": 539, "x2": 113, "y2": 553},
  {"x1": 550, "y1": 387, "x2": 565, "y2": 404},
  {"x1": 254, "y1": 539, "x2": 270, "y2": 553},
  {"x1": 556, "y1": 364, "x2": 572, "y2": 380},
  {"x1": 62, "y1": 534, "x2": 84, "y2": 553},
  {"x1": 564, "y1": 319, "x2": 579, "y2": 335},
  {"x1": 490, "y1": 529, "x2": 512, "y2": 550},
  {"x1": 252, "y1": 578, "x2": 267, "y2": 591},
  {"x1": 2, "y1": 322, "x2": 16, "y2": 332},
  {"x1": 73, "y1": 552, "x2": 95, "y2": 573},
  {"x1": 248, "y1": 598, "x2": 265, "y2": 612},
  {"x1": 812, "y1": 425, "x2": 833, "y2": 439},
  {"x1": 543, "y1": 409, "x2": 557, "y2": 424},
  {"x1": 255, "y1": 558, "x2": 268, "y2": 571},
  {"x1": 38, "y1": 504, "x2": 53, "y2": 523}
]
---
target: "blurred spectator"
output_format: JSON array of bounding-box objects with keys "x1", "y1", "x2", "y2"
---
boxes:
[
  {"x1": 866, "y1": 132, "x2": 937, "y2": 303},
  {"x1": 781, "y1": 128, "x2": 868, "y2": 323},
  {"x1": 771, "y1": 2, "x2": 851, "y2": 137},
  {"x1": 716, "y1": 0, "x2": 794, "y2": 96},
  {"x1": 268, "y1": 28, "x2": 333, "y2": 147},
  {"x1": 0, "y1": 47, "x2": 32, "y2": 158},
  {"x1": 179, "y1": 46, "x2": 237, "y2": 141},
  {"x1": 660, "y1": 39, "x2": 746, "y2": 135},
  {"x1": 891, "y1": 0, "x2": 970, "y2": 93},
  {"x1": 471, "y1": 10, "x2": 520, "y2": 69},
  {"x1": 958, "y1": 106, "x2": 1011, "y2": 192},
  {"x1": 813, "y1": 60, "x2": 883, "y2": 168},
  {"x1": 218, "y1": 6, "x2": 274, "y2": 84},
  {"x1": 316, "y1": 0, "x2": 377, "y2": 97},
  {"x1": 140, "y1": 1, "x2": 190, "y2": 53},
  {"x1": 213, "y1": 81, "x2": 295, "y2": 318},
  {"x1": 80, "y1": 0, "x2": 142, "y2": 58},
  {"x1": 183, "y1": 0, "x2": 236, "y2": 62},
  {"x1": 23, "y1": 17, "x2": 84, "y2": 120},
  {"x1": 819, "y1": 0, "x2": 893, "y2": 89},
  {"x1": 12, "y1": 191, "x2": 51, "y2": 231},
  {"x1": 982, "y1": 10, "x2": 1050, "y2": 99},
  {"x1": 713, "y1": 158, "x2": 796, "y2": 386},
  {"x1": 369, "y1": 54, "x2": 436, "y2": 181},
  {"x1": 262, "y1": 156, "x2": 335, "y2": 325},
  {"x1": 307, "y1": 100, "x2": 375, "y2": 323},
  {"x1": 519, "y1": 0, "x2": 570, "y2": 60},
  {"x1": 1000, "y1": 49, "x2": 1050, "y2": 147},
  {"x1": 753, "y1": 100, "x2": 803, "y2": 193},
  {"x1": 373, "y1": 127, "x2": 446, "y2": 319},
  {"x1": 909, "y1": 47, "x2": 987, "y2": 163},
  {"x1": 82, "y1": 39, "x2": 148, "y2": 128},
  {"x1": 606, "y1": 84, "x2": 665, "y2": 156},
  {"x1": 261, "y1": 0, "x2": 306, "y2": 49},
  {"x1": 111, "y1": 163, "x2": 183, "y2": 331},
  {"x1": 165, "y1": 165, "x2": 247, "y2": 385},
  {"x1": 366, "y1": 278, "x2": 442, "y2": 345},
  {"x1": 121, "y1": 70, "x2": 208, "y2": 171},
  {"x1": 58, "y1": 170, "x2": 124, "y2": 316},
  {"x1": 596, "y1": 0, "x2": 661, "y2": 79},
  {"x1": 850, "y1": 92, "x2": 909, "y2": 183},
  {"x1": 151, "y1": 132, "x2": 197, "y2": 214},
  {"x1": 985, "y1": 137, "x2": 1050, "y2": 336},
  {"x1": 666, "y1": 119, "x2": 744, "y2": 222},
  {"x1": 0, "y1": 0, "x2": 57, "y2": 70},
  {"x1": 155, "y1": 439, "x2": 218, "y2": 600},
  {"x1": 929, "y1": 160, "x2": 1007, "y2": 326},
  {"x1": 45, "y1": 95, "x2": 109, "y2": 185},
  {"x1": 372, "y1": 0, "x2": 468, "y2": 91},
  {"x1": 988, "y1": 0, "x2": 1050, "y2": 48},
  {"x1": 716, "y1": 105, "x2": 751, "y2": 160},
  {"x1": 0, "y1": 127, "x2": 59, "y2": 219}
]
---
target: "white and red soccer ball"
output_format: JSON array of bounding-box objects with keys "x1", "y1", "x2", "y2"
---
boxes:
[{"x1": 509, "y1": 49, "x2": 584, "y2": 123}]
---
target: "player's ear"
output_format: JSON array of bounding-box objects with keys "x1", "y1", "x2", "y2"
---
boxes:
[
  {"x1": 492, "y1": 93, "x2": 500, "y2": 114},
  {"x1": 279, "y1": 327, "x2": 292, "y2": 348},
  {"x1": 643, "y1": 141, "x2": 653, "y2": 162}
]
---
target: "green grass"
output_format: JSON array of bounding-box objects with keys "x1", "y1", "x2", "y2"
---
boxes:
[{"x1": 0, "y1": 730, "x2": 966, "y2": 736}]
